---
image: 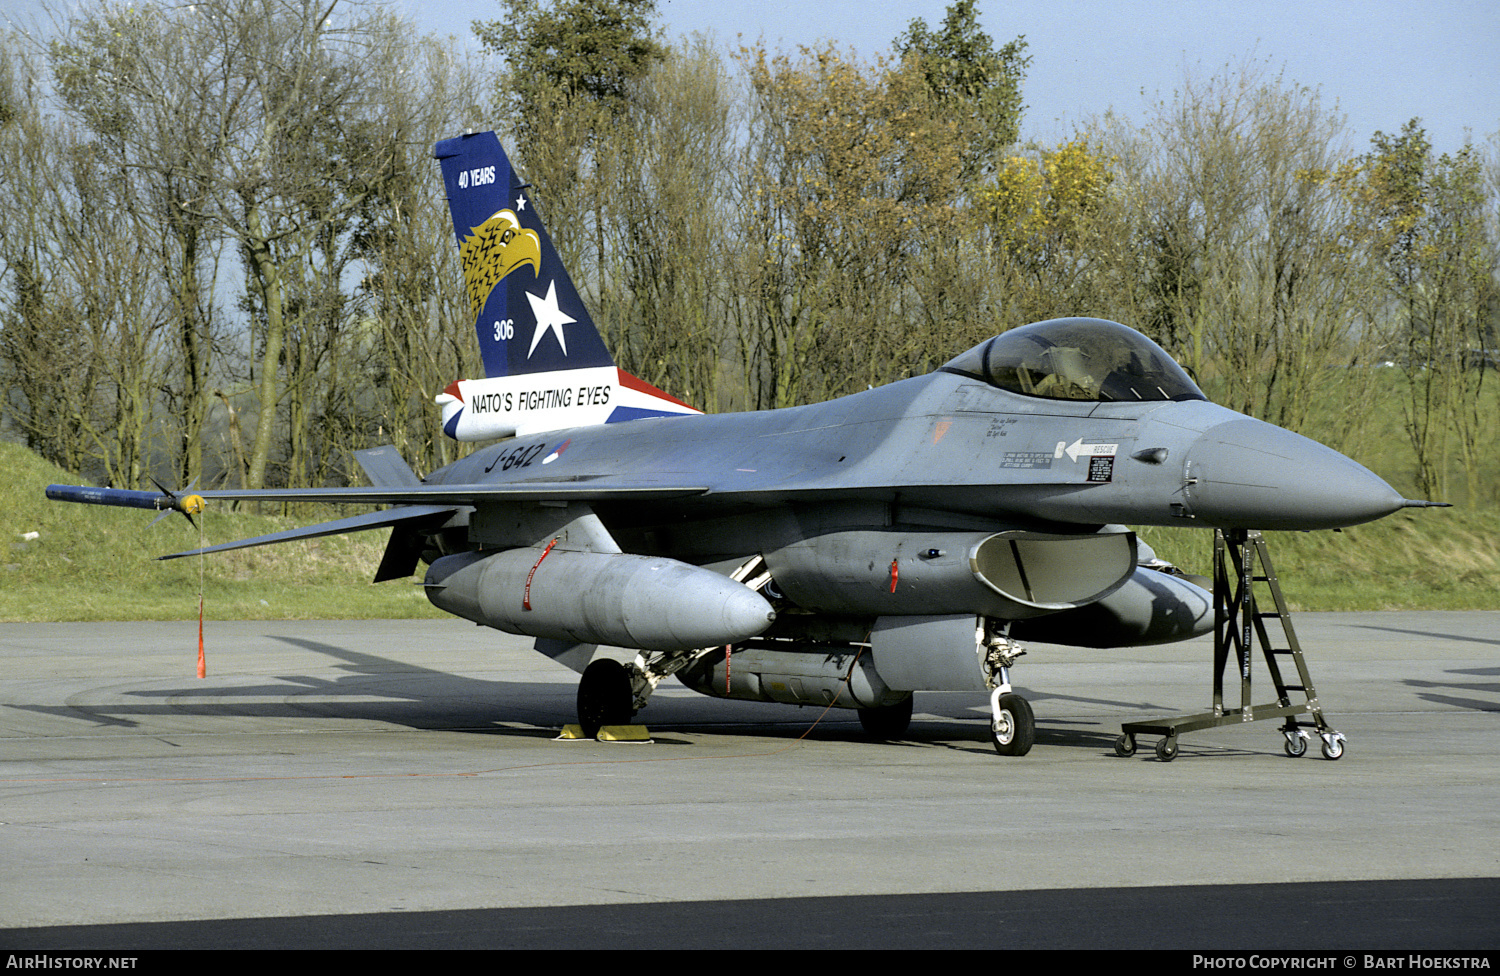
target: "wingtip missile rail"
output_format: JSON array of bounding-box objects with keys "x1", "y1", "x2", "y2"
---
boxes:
[{"x1": 46, "y1": 484, "x2": 205, "y2": 519}]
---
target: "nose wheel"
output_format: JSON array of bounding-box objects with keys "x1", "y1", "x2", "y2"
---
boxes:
[{"x1": 989, "y1": 689, "x2": 1034, "y2": 756}]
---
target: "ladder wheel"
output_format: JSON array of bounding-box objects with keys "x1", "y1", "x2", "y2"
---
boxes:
[
  {"x1": 1321, "y1": 735, "x2": 1345, "y2": 760},
  {"x1": 1283, "y1": 731, "x2": 1308, "y2": 758},
  {"x1": 1114, "y1": 733, "x2": 1136, "y2": 757},
  {"x1": 1155, "y1": 735, "x2": 1179, "y2": 762}
]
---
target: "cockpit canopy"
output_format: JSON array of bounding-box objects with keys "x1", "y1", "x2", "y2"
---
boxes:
[{"x1": 941, "y1": 318, "x2": 1206, "y2": 403}]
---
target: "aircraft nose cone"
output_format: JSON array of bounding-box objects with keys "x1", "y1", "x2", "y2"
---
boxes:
[{"x1": 1183, "y1": 418, "x2": 1404, "y2": 530}]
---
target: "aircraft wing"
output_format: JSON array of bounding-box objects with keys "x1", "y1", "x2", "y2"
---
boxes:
[
  {"x1": 157, "y1": 504, "x2": 460, "y2": 560},
  {"x1": 174, "y1": 482, "x2": 709, "y2": 507},
  {"x1": 47, "y1": 480, "x2": 711, "y2": 565}
]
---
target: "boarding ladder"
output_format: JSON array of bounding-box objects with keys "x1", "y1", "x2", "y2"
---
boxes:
[{"x1": 1115, "y1": 528, "x2": 1345, "y2": 762}]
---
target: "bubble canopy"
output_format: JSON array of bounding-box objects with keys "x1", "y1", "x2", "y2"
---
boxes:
[{"x1": 941, "y1": 318, "x2": 1207, "y2": 403}]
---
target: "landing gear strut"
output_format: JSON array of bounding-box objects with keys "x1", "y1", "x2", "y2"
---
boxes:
[{"x1": 983, "y1": 623, "x2": 1034, "y2": 756}]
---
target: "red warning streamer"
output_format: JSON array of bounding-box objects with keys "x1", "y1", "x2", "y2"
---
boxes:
[
  {"x1": 523, "y1": 537, "x2": 559, "y2": 611},
  {"x1": 197, "y1": 511, "x2": 206, "y2": 678}
]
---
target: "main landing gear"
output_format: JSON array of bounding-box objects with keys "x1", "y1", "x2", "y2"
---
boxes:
[
  {"x1": 576, "y1": 659, "x2": 635, "y2": 738},
  {"x1": 857, "y1": 694, "x2": 913, "y2": 740}
]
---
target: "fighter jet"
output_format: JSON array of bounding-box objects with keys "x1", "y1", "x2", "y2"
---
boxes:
[{"x1": 48, "y1": 131, "x2": 1425, "y2": 755}]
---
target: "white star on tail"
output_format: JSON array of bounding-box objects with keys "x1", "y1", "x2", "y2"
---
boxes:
[{"x1": 525, "y1": 279, "x2": 575, "y2": 358}]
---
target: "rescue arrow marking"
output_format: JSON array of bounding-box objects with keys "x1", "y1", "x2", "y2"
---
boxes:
[{"x1": 1056, "y1": 438, "x2": 1119, "y2": 462}]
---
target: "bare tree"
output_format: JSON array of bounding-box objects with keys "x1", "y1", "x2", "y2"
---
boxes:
[
  {"x1": 1102, "y1": 61, "x2": 1383, "y2": 436},
  {"x1": 1, "y1": 33, "x2": 169, "y2": 486},
  {"x1": 1343, "y1": 120, "x2": 1497, "y2": 502},
  {"x1": 48, "y1": 0, "x2": 483, "y2": 491}
]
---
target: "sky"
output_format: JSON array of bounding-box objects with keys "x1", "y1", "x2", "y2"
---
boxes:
[
  {"x1": 400, "y1": 0, "x2": 1500, "y2": 157},
  {"x1": 4, "y1": 0, "x2": 1496, "y2": 156}
]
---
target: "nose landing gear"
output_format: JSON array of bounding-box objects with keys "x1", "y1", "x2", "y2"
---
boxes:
[{"x1": 984, "y1": 626, "x2": 1034, "y2": 757}]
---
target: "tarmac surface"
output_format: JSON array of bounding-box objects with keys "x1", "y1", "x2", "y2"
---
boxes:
[{"x1": 1, "y1": 612, "x2": 1497, "y2": 948}]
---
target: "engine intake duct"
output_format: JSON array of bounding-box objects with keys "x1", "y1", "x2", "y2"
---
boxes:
[{"x1": 764, "y1": 528, "x2": 1136, "y2": 618}]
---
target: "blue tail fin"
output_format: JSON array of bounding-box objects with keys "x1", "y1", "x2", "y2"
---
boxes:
[
  {"x1": 431, "y1": 132, "x2": 699, "y2": 442},
  {"x1": 434, "y1": 131, "x2": 614, "y2": 378}
]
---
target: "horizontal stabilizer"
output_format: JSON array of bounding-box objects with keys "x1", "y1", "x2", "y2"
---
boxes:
[{"x1": 160, "y1": 504, "x2": 458, "y2": 561}]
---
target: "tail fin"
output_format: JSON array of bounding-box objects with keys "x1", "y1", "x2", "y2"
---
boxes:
[
  {"x1": 434, "y1": 131, "x2": 613, "y2": 377},
  {"x1": 432, "y1": 131, "x2": 698, "y2": 442}
]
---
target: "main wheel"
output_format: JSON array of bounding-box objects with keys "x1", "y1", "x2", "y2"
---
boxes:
[
  {"x1": 990, "y1": 693, "x2": 1035, "y2": 756},
  {"x1": 578, "y1": 659, "x2": 633, "y2": 738},
  {"x1": 858, "y1": 695, "x2": 913, "y2": 740}
]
